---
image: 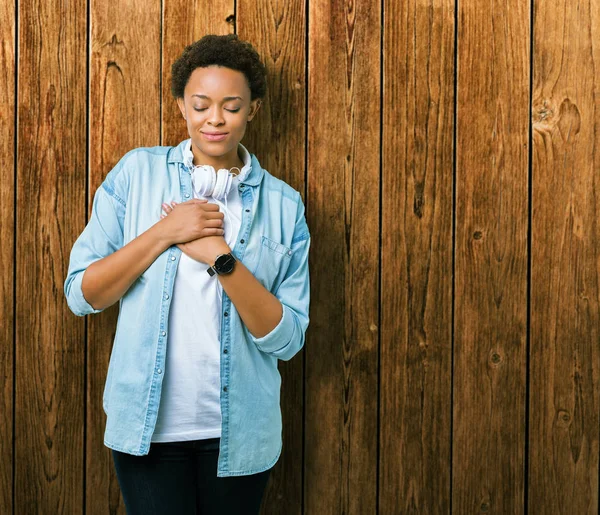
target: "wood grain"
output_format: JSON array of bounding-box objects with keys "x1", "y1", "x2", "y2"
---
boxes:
[
  {"x1": 237, "y1": 1, "x2": 307, "y2": 512},
  {"x1": 380, "y1": 0, "x2": 455, "y2": 512},
  {"x1": 0, "y1": 0, "x2": 15, "y2": 511},
  {"x1": 306, "y1": 0, "x2": 380, "y2": 513},
  {"x1": 15, "y1": 0, "x2": 86, "y2": 512},
  {"x1": 87, "y1": 0, "x2": 161, "y2": 512},
  {"x1": 453, "y1": 0, "x2": 530, "y2": 512},
  {"x1": 529, "y1": 0, "x2": 600, "y2": 512},
  {"x1": 5, "y1": 0, "x2": 600, "y2": 512}
]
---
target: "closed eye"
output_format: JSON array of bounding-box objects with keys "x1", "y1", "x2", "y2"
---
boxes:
[{"x1": 194, "y1": 108, "x2": 240, "y2": 113}]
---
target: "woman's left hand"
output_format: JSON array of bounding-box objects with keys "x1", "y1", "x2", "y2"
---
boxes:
[{"x1": 161, "y1": 201, "x2": 231, "y2": 265}]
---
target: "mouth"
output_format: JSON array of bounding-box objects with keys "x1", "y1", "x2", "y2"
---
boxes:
[{"x1": 201, "y1": 131, "x2": 228, "y2": 142}]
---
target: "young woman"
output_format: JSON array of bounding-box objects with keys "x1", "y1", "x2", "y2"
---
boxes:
[{"x1": 64, "y1": 34, "x2": 311, "y2": 514}]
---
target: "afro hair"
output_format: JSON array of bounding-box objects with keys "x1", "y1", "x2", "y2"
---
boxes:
[{"x1": 170, "y1": 34, "x2": 267, "y2": 101}]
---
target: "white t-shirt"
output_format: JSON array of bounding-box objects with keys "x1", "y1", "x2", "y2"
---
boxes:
[{"x1": 151, "y1": 140, "x2": 252, "y2": 442}]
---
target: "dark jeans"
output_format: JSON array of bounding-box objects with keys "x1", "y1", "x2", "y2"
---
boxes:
[{"x1": 111, "y1": 438, "x2": 272, "y2": 515}]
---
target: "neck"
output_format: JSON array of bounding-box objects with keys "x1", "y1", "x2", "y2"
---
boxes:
[{"x1": 192, "y1": 143, "x2": 244, "y2": 171}]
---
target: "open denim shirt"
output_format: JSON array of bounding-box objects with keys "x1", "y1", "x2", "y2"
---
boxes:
[{"x1": 64, "y1": 138, "x2": 311, "y2": 477}]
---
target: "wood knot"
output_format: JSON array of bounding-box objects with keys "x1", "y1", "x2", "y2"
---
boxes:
[
  {"x1": 557, "y1": 98, "x2": 581, "y2": 142},
  {"x1": 533, "y1": 98, "x2": 555, "y2": 124}
]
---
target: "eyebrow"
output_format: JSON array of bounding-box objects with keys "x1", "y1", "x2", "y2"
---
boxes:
[{"x1": 191, "y1": 94, "x2": 243, "y2": 101}]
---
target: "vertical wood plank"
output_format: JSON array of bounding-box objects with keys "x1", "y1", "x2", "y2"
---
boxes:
[
  {"x1": 0, "y1": 0, "x2": 15, "y2": 511},
  {"x1": 162, "y1": 0, "x2": 234, "y2": 147},
  {"x1": 87, "y1": 1, "x2": 161, "y2": 512},
  {"x1": 380, "y1": 0, "x2": 455, "y2": 512},
  {"x1": 530, "y1": 0, "x2": 600, "y2": 512},
  {"x1": 237, "y1": 1, "x2": 307, "y2": 512},
  {"x1": 16, "y1": 0, "x2": 86, "y2": 511},
  {"x1": 453, "y1": 0, "x2": 530, "y2": 512},
  {"x1": 305, "y1": 0, "x2": 380, "y2": 513}
]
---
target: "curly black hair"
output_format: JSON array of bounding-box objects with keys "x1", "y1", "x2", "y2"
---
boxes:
[{"x1": 170, "y1": 34, "x2": 267, "y2": 101}]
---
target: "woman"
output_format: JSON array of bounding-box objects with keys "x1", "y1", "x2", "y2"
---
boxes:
[{"x1": 64, "y1": 34, "x2": 311, "y2": 514}]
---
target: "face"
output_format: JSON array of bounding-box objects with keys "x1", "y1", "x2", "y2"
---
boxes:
[{"x1": 176, "y1": 65, "x2": 261, "y2": 168}]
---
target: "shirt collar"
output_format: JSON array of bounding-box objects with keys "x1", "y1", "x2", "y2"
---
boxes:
[{"x1": 168, "y1": 138, "x2": 264, "y2": 186}]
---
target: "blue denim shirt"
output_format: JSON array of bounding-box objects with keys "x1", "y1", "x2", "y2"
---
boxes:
[{"x1": 64, "y1": 138, "x2": 310, "y2": 477}]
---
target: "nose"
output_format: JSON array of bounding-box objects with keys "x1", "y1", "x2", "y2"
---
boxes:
[{"x1": 208, "y1": 107, "x2": 225, "y2": 126}]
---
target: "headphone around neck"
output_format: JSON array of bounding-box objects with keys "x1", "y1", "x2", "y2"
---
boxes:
[{"x1": 190, "y1": 165, "x2": 241, "y2": 200}]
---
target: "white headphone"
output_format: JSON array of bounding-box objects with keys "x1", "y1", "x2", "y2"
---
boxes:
[{"x1": 190, "y1": 165, "x2": 241, "y2": 200}]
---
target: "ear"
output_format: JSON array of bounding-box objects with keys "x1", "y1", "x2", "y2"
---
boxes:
[
  {"x1": 176, "y1": 97, "x2": 186, "y2": 120},
  {"x1": 247, "y1": 98, "x2": 262, "y2": 122}
]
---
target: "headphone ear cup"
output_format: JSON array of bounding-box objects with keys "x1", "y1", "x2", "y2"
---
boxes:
[
  {"x1": 191, "y1": 165, "x2": 217, "y2": 197},
  {"x1": 213, "y1": 168, "x2": 233, "y2": 200}
]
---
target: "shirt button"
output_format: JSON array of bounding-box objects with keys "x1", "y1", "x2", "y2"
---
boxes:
[
  {"x1": 161, "y1": 331, "x2": 166, "y2": 337},
  {"x1": 223, "y1": 349, "x2": 228, "y2": 354},
  {"x1": 288, "y1": 250, "x2": 292, "y2": 255},
  {"x1": 223, "y1": 386, "x2": 228, "y2": 392},
  {"x1": 171, "y1": 256, "x2": 176, "y2": 261},
  {"x1": 164, "y1": 294, "x2": 170, "y2": 300},
  {"x1": 184, "y1": 193, "x2": 190, "y2": 198},
  {"x1": 224, "y1": 312, "x2": 228, "y2": 317},
  {"x1": 245, "y1": 209, "x2": 250, "y2": 212},
  {"x1": 240, "y1": 239, "x2": 245, "y2": 244},
  {"x1": 157, "y1": 368, "x2": 162, "y2": 374}
]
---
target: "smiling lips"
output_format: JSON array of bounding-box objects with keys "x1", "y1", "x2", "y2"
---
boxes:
[{"x1": 202, "y1": 131, "x2": 228, "y2": 141}]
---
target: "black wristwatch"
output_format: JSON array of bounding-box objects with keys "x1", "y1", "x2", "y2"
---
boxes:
[{"x1": 207, "y1": 252, "x2": 236, "y2": 276}]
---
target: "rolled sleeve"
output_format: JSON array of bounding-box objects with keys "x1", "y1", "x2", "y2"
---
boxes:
[
  {"x1": 249, "y1": 194, "x2": 311, "y2": 361},
  {"x1": 66, "y1": 269, "x2": 103, "y2": 317},
  {"x1": 64, "y1": 165, "x2": 127, "y2": 317},
  {"x1": 249, "y1": 303, "x2": 297, "y2": 359}
]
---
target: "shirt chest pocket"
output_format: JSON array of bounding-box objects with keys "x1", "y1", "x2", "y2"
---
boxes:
[{"x1": 250, "y1": 235, "x2": 294, "y2": 293}]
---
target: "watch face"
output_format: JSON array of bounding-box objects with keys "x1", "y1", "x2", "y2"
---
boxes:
[{"x1": 215, "y1": 253, "x2": 236, "y2": 274}]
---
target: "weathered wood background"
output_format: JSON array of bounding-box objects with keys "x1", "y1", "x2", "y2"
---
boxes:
[{"x1": 1, "y1": 0, "x2": 599, "y2": 513}]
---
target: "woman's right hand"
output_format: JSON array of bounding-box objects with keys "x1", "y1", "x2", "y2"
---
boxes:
[{"x1": 156, "y1": 199, "x2": 225, "y2": 246}]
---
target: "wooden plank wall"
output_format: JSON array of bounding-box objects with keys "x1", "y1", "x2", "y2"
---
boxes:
[
  {"x1": 1, "y1": 1, "x2": 15, "y2": 514},
  {"x1": 530, "y1": 0, "x2": 600, "y2": 512},
  {"x1": 16, "y1": 0, "x2": 87, "y2": 513},
  {"x1": 380, "y1": 0, "x2": 454, "y2": 511},
  {"x1": 1, "y1": 0, "x2": 598, "y2": 513},
  {"x1": 453, "y1": 0, "x2": 529, "y2": 511}
]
